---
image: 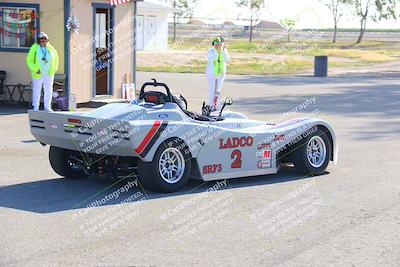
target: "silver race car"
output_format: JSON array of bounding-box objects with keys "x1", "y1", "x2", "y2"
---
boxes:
[{"x1": 29, "y1": 79, "x2": 338, "y2": 192}]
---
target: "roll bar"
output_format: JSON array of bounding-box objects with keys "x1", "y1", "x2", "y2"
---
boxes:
[{"x1": 139, "y1": 78, "x2": 173, "y2": 102}]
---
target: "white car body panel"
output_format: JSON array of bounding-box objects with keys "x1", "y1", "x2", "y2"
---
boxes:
[{"x1": 29, "y1": 101, "x2": 337, "y2": 181}]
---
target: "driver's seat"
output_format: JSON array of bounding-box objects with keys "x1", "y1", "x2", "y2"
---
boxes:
[{"x1": 143, "y1": 91, "x2": 168, "y2": 105}]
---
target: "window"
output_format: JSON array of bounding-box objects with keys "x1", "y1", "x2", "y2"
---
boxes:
[
  {"x1": 95, "y1": 12, "x2": 107, "y2": 49},
  {"x1": 0, "y1": 4, "x2": 39, "y2": 51}
]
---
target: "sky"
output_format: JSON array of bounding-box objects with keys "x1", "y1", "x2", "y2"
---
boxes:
[{"x1": 189, "y1": 0, "x2": 399, "y2": 29}]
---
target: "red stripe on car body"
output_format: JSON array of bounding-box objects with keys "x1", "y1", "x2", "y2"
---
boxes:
[{"x1": 135, "y1": 121, "x2": 161, "y2": 154}]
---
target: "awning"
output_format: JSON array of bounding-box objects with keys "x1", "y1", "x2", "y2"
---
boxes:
[{"x1": 109, "y1": 0, "x2": 131, "y2": 5}]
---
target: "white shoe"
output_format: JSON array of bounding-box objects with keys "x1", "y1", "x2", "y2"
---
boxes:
[
  {"x1": 45, "y1": 109, "x2": 54, "y2": 112},
  {"x1": 33, "y1": 107, "x2": 39, "y2": 111}
]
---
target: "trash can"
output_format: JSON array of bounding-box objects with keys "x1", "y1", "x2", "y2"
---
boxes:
[
  {"x1": 314, "y1": 56, "x2": 328, "y2": 77},
  {"x1": 56, "y1": 95, "x2": 69, "y2": 111}
]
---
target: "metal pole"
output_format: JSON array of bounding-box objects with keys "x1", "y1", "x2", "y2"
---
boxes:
[
  {"x1": 133, "y1": 0, "x2": 137, "y2": 92},
  {"x1": 64, "y1": 0, "x2": 70, "y2": 96}
]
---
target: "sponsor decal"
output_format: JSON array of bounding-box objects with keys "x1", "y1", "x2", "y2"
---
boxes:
[
  {"x1": 273, "y1": 134, "x2": 286, "y2": 141},
  {"x1": 49, "y1": 123, "x2": 58, "y2": 129},
  {"x1": 257, "y1": 143, "x2": 270, "y2": 149},
  {"x1": 64, "y1": 118, "x2": 82, "y2": 128},
  {"x1": 135, "y1": 121, "x2": 168, "y2": 158},
  {"x1": 63, "y1": 123, "x2": 76, "y2": 128},
  {"x1": 159, "y1": 113, "x2": 168, "y2": 119},
  {"x1": 263, "y1": 150, "x2": 271, "y2": 159},
  {"x1": 203, "y1": 164, "x2": 222, "y2": 174},
  {"x1": 257, "y1": 143, "x2": 271, "y2": 168},
  {"x1": 98, "y1": 129, "x2": 107, "y2": 136},
  {"x1": 257, "y1": 160, "x2": 271, "y2": 169},
  {"x1": 219, "y1": 136, "x2": 254, "y2": 149}
]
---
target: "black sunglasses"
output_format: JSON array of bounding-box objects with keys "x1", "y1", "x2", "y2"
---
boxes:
[{"x1": 39, "y1": 37, "x2": 48, "y2": 40}]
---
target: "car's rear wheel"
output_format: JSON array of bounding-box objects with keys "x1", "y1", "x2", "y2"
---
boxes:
[
  {"x1": 291, "y1": 128, "x2": 331, "y2": 175},
  {"x1": 138, "y1": 139, "x2": 191, "y2": 193},
  {"x1": 49, "y1": 146, "x2": 87, "y2": 179}
]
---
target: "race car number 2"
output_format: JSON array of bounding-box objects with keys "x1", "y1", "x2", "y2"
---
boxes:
[{"x1": 231, "y1": 150, "x2": 242, "y2": 169}]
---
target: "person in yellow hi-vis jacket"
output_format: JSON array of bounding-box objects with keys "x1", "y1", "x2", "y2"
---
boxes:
[
  {"x1": 26, "y1": 32, "x2": 59, "y2": 111},
  {"x1": 205, "y1": 36, "x2": 230, "y2": 112}
]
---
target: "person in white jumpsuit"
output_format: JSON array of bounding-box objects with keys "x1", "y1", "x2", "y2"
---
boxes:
[{"x1": 205, "y1": 37, "x2": 230, "y2": 111}]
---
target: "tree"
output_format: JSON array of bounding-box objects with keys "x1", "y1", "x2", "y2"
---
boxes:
[
  {"x1": 167, "y1": 0, "x2": 198, "y2": 43},
  {"x1": 321, "y1": 0, "x2": 350, "y2": 43},
  {"x1": 352, "y1": 0, "x2": 398, "y2": 43},
  {"x1": 236, "y1": 0, "x2": 265, "y2": 42},
  {"x1": 279, "y1": 18, "x2": 297, "y2": 42}
]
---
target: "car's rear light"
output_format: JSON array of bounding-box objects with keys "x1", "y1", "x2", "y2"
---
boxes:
[{"x1": 68, "y1": 118, "x2": 81, "y2": 124}]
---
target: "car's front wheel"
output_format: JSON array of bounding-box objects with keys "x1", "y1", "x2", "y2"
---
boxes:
[
  {"x1": 291, "y1": 128, "x2": 332, "y2": 175},
  {"x1": 138, "y1": 139, "x2": 191, "y2": 193}
]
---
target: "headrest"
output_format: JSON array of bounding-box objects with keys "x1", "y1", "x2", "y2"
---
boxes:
[{"x1": 143, "y1": 91, "x2": 167, "y2": 105}]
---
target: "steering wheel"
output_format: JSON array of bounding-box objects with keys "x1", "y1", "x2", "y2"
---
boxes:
[
  {"x1": 139, "y1": 79, "x2": 173, "y2": 104},
  {"x1": 201, "y1": 97, "x2": 233, "y2": 117}
]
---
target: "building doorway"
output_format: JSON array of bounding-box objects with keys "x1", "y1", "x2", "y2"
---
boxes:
[
  {"x1": 93, "y1": 5, "x2": 114, "y2": 96},
  {"x1": 136, "y1": 15, "x2": 144, "y2": 50}
]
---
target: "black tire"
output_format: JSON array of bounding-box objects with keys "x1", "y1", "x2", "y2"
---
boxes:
[
  {"x1": 138, "y1": 139, "x2": 191, "y2": 193},
  {"x1": 49, "y1": 146, "x2": 87, "y2": 179},
  {"x1": 291, "y1": 128, "x2": 332, "y2": 176}
]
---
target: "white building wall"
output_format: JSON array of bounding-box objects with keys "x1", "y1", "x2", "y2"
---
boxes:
[
  {"x1": 137, "y1": 9, "x2": 169, "y2": 51},
  {"x1": 70, "y1": 0, "x2": 134, "y2": 103}
]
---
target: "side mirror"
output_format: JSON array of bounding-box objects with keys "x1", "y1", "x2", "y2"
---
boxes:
[{"x1": 225, "y1": 97, "x2": 233, "y2": 106}]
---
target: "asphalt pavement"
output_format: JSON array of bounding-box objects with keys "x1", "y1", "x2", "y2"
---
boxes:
[{"x1": 1, "y1": 69, "x2": 399, "y2": 266}]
